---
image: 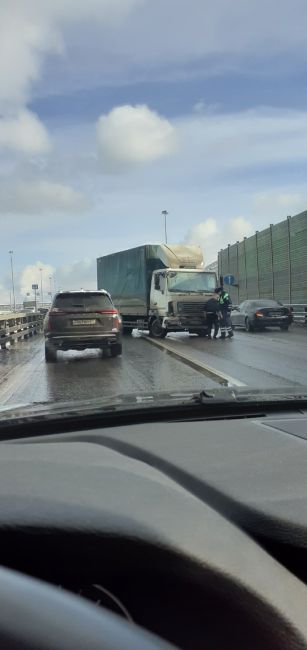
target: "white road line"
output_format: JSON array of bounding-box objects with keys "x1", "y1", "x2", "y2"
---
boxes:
[{"x1": 144, "y1": 336, "x2": 246, "y2": 387}]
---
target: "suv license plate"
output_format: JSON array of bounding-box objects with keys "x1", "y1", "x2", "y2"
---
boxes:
[{"x1": 73, "y1": 319, "x2": 96, "y2": 325}]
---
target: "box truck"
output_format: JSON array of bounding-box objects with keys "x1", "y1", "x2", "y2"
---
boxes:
[{"x1": 97, "y1": 244, "x2": 217, "y2": 338}]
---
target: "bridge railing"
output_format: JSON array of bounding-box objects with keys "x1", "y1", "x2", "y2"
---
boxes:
[
  {"x1": 285, "y1": 304, "x2": 307, "y2": 325},
  {"x1": 0, "y1": 312, "x2": 44, "y2": 349},
  {"x1": 0, "y1": 303, "x2": 51, "y2": 312}
]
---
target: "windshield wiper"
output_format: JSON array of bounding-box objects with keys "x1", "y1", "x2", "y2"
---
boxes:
[
  {"x1": 194, "y1": 387, "x2": 307, "y2": 405},
  {"x1": 1, "y1": 388, "x2": 307, "y2": 441}
]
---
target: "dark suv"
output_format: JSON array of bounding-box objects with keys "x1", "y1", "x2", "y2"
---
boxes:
[{"x1": 43, "y1": 290, "x2": 122, "y2": 362}]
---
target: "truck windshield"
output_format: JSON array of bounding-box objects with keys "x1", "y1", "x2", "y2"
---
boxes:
[{"x1": 167, "y1": 272, "x2": 216, "y2": 293}]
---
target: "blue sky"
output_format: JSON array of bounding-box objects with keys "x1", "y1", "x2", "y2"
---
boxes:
[{"x1": 1, "y1": 0, "x2": 307, "y2": 302}]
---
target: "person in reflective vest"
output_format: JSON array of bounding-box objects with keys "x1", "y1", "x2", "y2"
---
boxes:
[{"x1": 215, "y1": 288, "x2": 233, "y2": 339}]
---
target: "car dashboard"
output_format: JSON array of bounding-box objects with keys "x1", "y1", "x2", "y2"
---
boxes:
[{"x1": 1, "y1": 412, "x2": 307, "y2": 649}]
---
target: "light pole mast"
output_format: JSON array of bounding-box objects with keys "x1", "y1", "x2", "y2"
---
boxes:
[
  {"x1": 161, "y1": 210, "x2": 169, "y2": 244},
  {"x1": 9, "y1": 250, "x2": 16, "y2": 311},
  {"x1": 39, "y1": 268, "x2": 44, "y2": 307}
]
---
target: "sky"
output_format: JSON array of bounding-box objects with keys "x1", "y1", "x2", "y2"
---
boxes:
[{"x1": 1, "y1": 0, "x2": 307, "y2": 302}]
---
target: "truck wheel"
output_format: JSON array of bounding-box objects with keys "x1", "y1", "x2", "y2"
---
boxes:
[
  {"x1": 45, "y1": 343, "x2": 57, "y2": 363},
  {"x1": 110, "y1": 343, "x2": 122, "y2": 357},
  {"x1": 123, "y1": 327, "x2": 133, "y2": 336},
  {"x1": 149, "y1": 318, "x2": 167, "y2": 339}
]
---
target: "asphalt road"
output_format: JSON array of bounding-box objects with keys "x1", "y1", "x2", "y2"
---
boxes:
[
  {"x1": 0, "y1": 333, "x2": 217, "y2": 406},
  {"x1": 0, "y1": 326, "x2": 306, "y2": 406},
  {"x1": 161, "y1": 326, "x2": 307, "y2": 388}
]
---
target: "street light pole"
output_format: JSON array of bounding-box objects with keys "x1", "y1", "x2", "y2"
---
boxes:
[
  {"x1": 39, "y1": 268, "x2": 44, "y2": 307},
  {"x1": 161, "y1": 210, "x2": 169, "y2": 244},
  {"x1": 8, "y1": 250, "x2": 16, "y2": 312}
]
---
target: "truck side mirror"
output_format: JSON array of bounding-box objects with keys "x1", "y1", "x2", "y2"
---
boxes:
[{"x1": 154, "y1": 275, "x2": 160, "y2": 290}]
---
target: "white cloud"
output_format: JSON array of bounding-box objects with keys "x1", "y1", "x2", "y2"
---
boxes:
[
  {"x1": 0, "y1": 0, "x2": 143, "y2": 110},
  {"x1": 9, "y1": 258, "x2": 96, "y2": 302},
  {"x1": 19, "y1": 261, "x2": 55, "y2": 300},
  {"x1": 59, "y1": 0, "x2": 307, "y2": 91},
  {"x1": 0, "y1": 0, "x2": 144, "y2": 155},
  {"x1": 185, "y1": 217, "x2": 254, "y2": 264},
  {"x1": 97, "y1": 104, "x2": 178, "y2": 171},
  {"x1": 55, "y1": 259, "x2": 96, "y2": 292},
  {"x1": 0, "y1": 283, "x2": 10, "y2": 305},
  {"x1": 49, "y1": 0, "x2": 145, "y2": 23},
  {"x1": 193, "y1": 101, "x2": 222, "y2": 115},
  {"x1": 176, "y1": 107, "x2": 307, "y2": 178},
  {"x1": 0, "y1": 110, "x2": 51, "y2": 154},
  {"x1": 0, "y1": 2, "x2": 60, "y2": 110},
  {"x1": 252, "y1": 191, "x2": 307, "y2": 220},
  {"x1": 0, "y1": 180, "x2": 88, "y2": 216}
]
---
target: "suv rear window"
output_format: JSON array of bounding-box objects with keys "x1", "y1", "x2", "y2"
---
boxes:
[{"x1": 53, "y1": 293, "x2": 112, "y2": 310}]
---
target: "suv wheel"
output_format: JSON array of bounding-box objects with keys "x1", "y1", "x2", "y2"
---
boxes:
[
  {"x1": 45, "y1": 343, "x2": 57, "y2": 363},
  {"x1": 110, "y1": 343, "x2": 122, "y2": 357}
]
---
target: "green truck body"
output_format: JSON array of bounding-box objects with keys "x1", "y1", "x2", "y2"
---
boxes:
[{"x1": 97, "y1": 245, "x2": 162, "y2": 316}]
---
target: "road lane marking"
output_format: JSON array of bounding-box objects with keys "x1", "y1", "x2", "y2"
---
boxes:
[{"x1": 144, "y1": 336, "x2": 246, "y2": 387}]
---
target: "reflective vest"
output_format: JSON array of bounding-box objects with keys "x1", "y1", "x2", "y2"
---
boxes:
[{"x1": 219, "y1": 291, "x2": 231, "y2": 309}]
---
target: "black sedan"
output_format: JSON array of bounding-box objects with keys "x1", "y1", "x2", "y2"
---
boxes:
[{"x1": 231, "y1": 299, "x2": 292, "y2": 332}]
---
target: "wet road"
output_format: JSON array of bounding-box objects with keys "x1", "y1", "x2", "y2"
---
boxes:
[
  {"x1": 0, "y1": 333, "x2": 217, "y2": 406},
  {"x1": 0, "y1": 326, "x2": 306, "y2": 406},
  {"x1": 163, "y1": 326, "x2": 307, "y2": 389}
]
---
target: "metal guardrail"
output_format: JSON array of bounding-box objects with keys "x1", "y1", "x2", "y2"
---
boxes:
[
  {"x1": 284, "y1": 304, "x2": 307, "y2": 325},
  {"x1": 0, "y1": 312, "x2": 44, "y2": 349},
  {"x1": 0, "y1": 303, "x2": 51, "y2": 313}
]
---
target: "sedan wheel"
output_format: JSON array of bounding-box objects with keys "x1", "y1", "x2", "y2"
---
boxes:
[{"x1": 245, "y1": 317, "x2": 254, "y2": 332}]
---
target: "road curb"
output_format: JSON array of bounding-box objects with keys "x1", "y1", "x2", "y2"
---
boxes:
[{"x1": 144, "y1": 336, "x2": 246, "y2": 387}]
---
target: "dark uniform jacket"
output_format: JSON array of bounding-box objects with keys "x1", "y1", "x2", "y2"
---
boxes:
[{"x1": 204, "y1": 298, "x2": 220, "y2": 314}]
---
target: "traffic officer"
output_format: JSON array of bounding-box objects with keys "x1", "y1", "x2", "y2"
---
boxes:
[
  {"x1": 204, "y1": 294, "x2": 220, "y2": 339},
  {"x1": 215, "y1": 287, "x2": 233, "y2": 339}
]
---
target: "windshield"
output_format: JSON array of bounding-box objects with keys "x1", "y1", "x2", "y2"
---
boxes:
[
  {"x1": 168, "y1": 272, "x2": 217, "y2": 293},
  {"x1": 1, "y1": 1, "x2": 307, "y2": 414}
]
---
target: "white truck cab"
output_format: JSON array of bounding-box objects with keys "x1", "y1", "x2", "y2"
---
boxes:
[{"x1": 150, "y1": 267, "x2": 217, "y2": 337}]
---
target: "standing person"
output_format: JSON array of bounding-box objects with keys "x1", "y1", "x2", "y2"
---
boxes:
[
  {"x1": 204, "y1": 295, "x2": 220, "y2": 339},
  {"x1": 215, "y1": 287, "x2": 233, "y2": 339}
]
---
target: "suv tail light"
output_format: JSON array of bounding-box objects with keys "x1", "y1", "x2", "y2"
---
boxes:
[
  {"x1": 95, "y1": 309, "x2": 118, "y2": 315},
  {"x1": 111, "y1": 311, "x2": 121, "y2": 330}
]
